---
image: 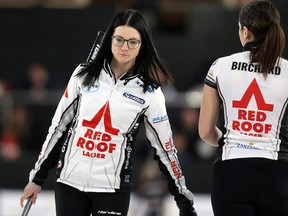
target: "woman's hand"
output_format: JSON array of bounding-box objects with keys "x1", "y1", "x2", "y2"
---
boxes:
[{"x1": 20, "y1": 182, "x2": 41, "y2": 208}]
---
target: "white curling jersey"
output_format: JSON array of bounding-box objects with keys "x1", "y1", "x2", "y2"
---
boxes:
[
  {"x1": 28, "y1": 60, "x2": 194, "y2": 202},
  {"x1": 205, "y1": 50, "x2": 288, "y2": 162}
]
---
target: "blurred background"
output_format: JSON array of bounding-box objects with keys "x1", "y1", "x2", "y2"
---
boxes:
[{"x1": 0, "y1": 0, "x2": 287, "y2": 215}]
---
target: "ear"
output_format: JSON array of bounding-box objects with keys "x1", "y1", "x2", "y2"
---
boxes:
[{"x1": 243, "y1": 26, "x2": 253, "y2": 40}]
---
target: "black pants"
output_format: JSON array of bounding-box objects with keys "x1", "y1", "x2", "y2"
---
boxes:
[
  {"x1": 55, "y1": 182, "x2": 131, "y2": 216},
  {"x1": 211, "y1": 158, "x2": 288, "y2": 216}
]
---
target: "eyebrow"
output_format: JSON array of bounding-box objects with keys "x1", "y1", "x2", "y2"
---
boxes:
[{"x1": 113, "y1": 35, "x2": 141, "y2": 40}]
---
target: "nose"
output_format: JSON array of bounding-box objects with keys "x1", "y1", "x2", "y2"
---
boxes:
[{"x1": 120, "y1": 41, "x2": 129, "y2": 50}]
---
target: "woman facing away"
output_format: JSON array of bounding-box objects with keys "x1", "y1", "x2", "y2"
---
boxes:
[
  {"x1": 199, "y1": 0, "x2": 287, "y2": 216},
  {"x1": 19, "y1": 9, "x2": 197, "y2": 216}
]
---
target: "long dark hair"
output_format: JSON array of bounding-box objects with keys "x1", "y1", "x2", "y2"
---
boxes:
[
  {"x1": 77, "y1": 9, "x2": 173, "y2": 92},
  {"x1": 239, "y1": 0, "x2": 285, "y2": 77}
]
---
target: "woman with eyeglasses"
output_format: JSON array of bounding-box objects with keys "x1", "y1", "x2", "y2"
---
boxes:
[
  {"x1": 20, "y1": 9, "x2": 197, "y2": 216},
  {"x1": 198, "y1": 1, "x2": 287, "y2": 216}
]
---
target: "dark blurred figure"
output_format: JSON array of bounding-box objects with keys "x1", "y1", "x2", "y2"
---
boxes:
[
  {"x1": 0, "y1": 76, "x2": 11, "y2": 128},
  {"x1": 0, "y1": 77, "x2": 23, "y2": 162},
  {"x1": 0, "y1": 77, "x2": 31, "y2": 161},
  {"x1": 129, "y1": 128, "x2": 195, "y2": 216},
  {"x1": 20, "y1": 62, "x2": 53, "y2": 101},
  {"x1": 128, "y1": 159, "x2": 169, "y2": 216},
  {"x1": 15, "y1": 63, "x2": 57, "y2": 152},
  {"x1": 0, "y1": 106, "x2": 30, "y2": 162}
]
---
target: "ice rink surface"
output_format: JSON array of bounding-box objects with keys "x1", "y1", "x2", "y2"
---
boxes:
[{"x1": 0, "y1": 190, "x2": 213, "y2": 216}]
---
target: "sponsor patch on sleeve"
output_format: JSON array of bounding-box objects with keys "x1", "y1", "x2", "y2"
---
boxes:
[{"x1": 152, "y1": 114, "x2": 168, "y2": 123}]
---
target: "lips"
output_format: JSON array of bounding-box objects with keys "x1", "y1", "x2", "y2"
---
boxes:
[
  {"x1": 119, "y1": 53, "x2": 129, "y2": 57},
  {"x1": 119, "y1": 53, "x2": 128, "y2": 56}
]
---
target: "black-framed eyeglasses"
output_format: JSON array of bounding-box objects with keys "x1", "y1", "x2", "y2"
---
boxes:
[{"x1": 111, "y1": 36, "x2": 141, "y2": 49}]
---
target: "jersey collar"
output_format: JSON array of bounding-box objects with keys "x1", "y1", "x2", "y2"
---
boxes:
[
  {"x1": 243, "y1": 41, "x2": 259, "y2": 51},
  {"x1": 103, "y1": 59, "x2": 140, "y2": 84}
]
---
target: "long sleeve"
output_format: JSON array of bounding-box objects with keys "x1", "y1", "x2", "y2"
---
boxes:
[
  {"x1": 144, "y1": 87, "x2": 195, "y2": 203},
  {"x1": 29, "y1": 65, "x2": 83, "y2": 185}
]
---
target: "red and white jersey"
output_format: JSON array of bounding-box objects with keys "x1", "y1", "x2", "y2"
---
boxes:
[
  {"x1": 29, "y1": 60, "x2": 194, "y2": 202},
  {"x1": 205, "y1": 51, "x2": 288, "y2": 162}
]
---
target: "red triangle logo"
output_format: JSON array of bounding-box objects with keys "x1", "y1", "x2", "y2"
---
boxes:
[
  {"x1": 82, "y1": 102, "x2": 120, "y2": 135},
  {"x1": 232, "y1": 78, "x2": 274, "y2": 112}
]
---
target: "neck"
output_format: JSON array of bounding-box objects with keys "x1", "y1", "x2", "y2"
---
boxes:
[{"x1": 110, "y1": 59, "x2": 134, "y2": 80}]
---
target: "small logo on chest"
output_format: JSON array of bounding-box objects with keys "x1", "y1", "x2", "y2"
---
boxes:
[
  {"x1": 81, "y1": 79, "x2": 100, "y2": 93},
  {"x1": 123, "y1": 92, "x2": 145, "y2": 104}
]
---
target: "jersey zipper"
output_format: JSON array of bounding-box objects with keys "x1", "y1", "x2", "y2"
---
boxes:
[{"x1": 86, "y1": 79, "x2": 117, "y2": 188}]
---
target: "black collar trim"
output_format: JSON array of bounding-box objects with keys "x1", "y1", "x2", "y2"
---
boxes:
[
  {"x1": 103, "y1": 59, "x2": 113, "y2": 78},
  {"x1": 243, "y1": 41, "x2": 259, "y2": 51}
]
